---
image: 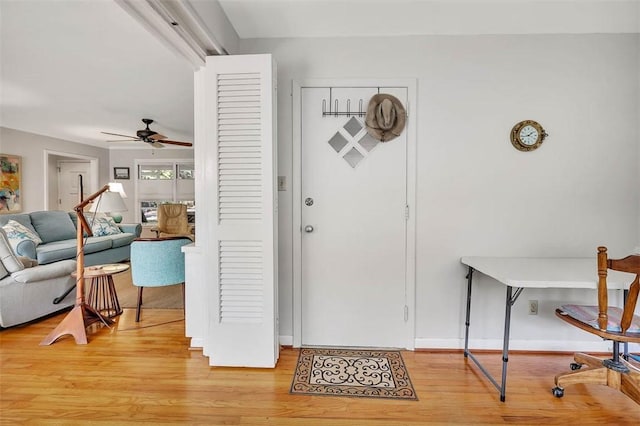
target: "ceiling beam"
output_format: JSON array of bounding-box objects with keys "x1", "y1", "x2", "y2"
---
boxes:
[{"x1": 115, "y1": 0, "x2": 228, "y2": 69}]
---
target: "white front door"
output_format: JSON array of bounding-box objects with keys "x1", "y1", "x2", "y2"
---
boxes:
[
  {"x1": 58, "y1": 161, "x2": 91, "y2": 211},
  {"x1": 301, "y1": 86, "x2": 409, "y2": 348}
]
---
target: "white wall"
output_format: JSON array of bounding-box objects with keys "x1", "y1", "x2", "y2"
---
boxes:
[
  {"x1": 0, "y1": 127, "x2": 110, "y2": 212},
  {"x1": 238, "y1": 33, "x2": 640, "y2": 349}
]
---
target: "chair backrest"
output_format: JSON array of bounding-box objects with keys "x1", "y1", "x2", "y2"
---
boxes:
[
  {"x1": 130, "y1": 236, "x2": 192, "y2": 287},
  {"x1": 597, "y1": 246, "x2": 640, "y2": 332},
  {"x1": 157, "y1": 203, "x2": 189, "y2": 235}
]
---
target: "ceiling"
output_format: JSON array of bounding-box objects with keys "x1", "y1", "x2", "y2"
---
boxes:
[
  {"x1": 1, "y1": 0, "x2": 638, "y2": 149},
  {"x1": 219, "y1": 0, "x2": 640, "y2": 38}
]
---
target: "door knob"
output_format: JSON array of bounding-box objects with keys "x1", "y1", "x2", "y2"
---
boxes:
[{"x1": 304, "y1": 225, "x2": 314, "y2": 233}]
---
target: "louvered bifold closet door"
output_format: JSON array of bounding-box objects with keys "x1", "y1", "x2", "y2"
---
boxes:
[{"x1": 204, "y1": 54, "x2": 278, "y2": 368}]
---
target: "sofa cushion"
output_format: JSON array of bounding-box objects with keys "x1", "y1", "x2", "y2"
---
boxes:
[
  {"x1": 69, "y1": 212, "x2": 103, "y2": 237},
  {"x1": 84, "y1": 236, "x2": 115, "y2": 253},
  {"x1": 30, "y1": 211, "x2": 77, "y2": 243},
  {"x1": 0, "y1": 213, "x2": 37, "y2": 235},
  {"x1": 2, "y1": 219, "x2": 42, "y2": 252},
  {"x1": 0, "y1": 228, "x2": 24, "y2": 274},
  {"x1": 35, "y1": 241, "x2": 77, "y2": 265},
  {"x1": 35, "y1": 237, "x2": 113, "y2": 265}
]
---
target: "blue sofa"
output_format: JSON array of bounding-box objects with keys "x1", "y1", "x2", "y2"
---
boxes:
[
  {"x1": 0, "y1": 211, "x2": 141, "y2": 327},
  {"x1": 0, "y1": 210, "x2": 141, "y2": 266}
]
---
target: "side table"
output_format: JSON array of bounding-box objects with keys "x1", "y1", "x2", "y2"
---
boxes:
[{"x1": 72, "y1": 263, "x2": 130, "y2": 318}]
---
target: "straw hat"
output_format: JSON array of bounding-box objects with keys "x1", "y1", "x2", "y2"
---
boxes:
[{"x1": 364, "y1": 94, "x2": 406, "y2": 142}]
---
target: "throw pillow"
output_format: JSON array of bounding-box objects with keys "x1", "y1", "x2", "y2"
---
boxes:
[
  {"x1": 91, "y1": 216, "x2": 122, "y2": 237},
  {"x1": 2, "y1": 219, "x2": 43, "y2": 252},
  {"x1": 0, "y1": 228, "x2": 25, "y2": 274}
]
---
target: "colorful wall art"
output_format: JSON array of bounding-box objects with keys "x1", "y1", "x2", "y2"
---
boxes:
[{"x1": 0, "y1": 154, "x2": 22, "y2": 213}]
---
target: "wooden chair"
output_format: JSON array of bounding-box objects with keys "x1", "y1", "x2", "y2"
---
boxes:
[
  {"x1": 150, "y1": 203, "x2": 193, "y2": 240},
  {"x1": 553, "y1": 247, "x2": 640, "y2": 403},
  {"x1": 129, "y1": 237, "x2": 192, "y2": 322}
]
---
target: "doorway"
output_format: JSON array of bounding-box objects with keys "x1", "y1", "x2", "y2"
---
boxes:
[
  {"x1": 44, "y1": 150, "x2": 98, "y2": 211},
  {"x1": 293, "y1": 80, "x2": 417, "y2": 349},
  {"x1": 58, "y1": 161, "x2": 91, "y2": 211}
]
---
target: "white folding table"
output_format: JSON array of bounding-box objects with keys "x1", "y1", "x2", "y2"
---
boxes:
[{"x1": 460, "y1": 256, "x2": 636, "y2": 402}]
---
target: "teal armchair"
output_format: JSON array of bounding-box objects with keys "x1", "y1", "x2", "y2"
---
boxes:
[{"x1": 130, "y1": 236, "x2": 192, "y2": 322}]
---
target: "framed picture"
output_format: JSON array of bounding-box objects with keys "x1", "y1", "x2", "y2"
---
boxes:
[
  {"x1": 0, "y1": 154, "x2": 22, "y2": 213},
  {"x1": 114, "y1": 167, "x2": 130, "y2": 180}
]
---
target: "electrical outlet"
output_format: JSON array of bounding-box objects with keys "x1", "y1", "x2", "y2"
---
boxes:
[{"x1": 528, "y1": 300, "x2": 538, "y2": 315}]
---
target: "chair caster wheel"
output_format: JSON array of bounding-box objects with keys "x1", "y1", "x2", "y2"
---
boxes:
[
  {"x1": 552, "y1": 387, "x2": 564, "y2": 398},
  {"x1": 570, "y1": 362, "x2": 582, "y2": 370}
]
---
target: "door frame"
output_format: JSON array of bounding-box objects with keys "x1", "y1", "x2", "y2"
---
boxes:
[
  {"x1": 44, "y1": 150, "x2": 99, "y2": 211},
  {"x1": 292, "y1": 79, "x2": 417, "y2": 349}
]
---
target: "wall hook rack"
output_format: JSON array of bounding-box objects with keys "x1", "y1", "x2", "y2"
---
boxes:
[{"x1": 321, "y1": 87, "x2": 380, "y2": 117}]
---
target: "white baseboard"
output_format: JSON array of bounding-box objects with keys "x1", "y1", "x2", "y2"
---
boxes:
[
  {"x1": 279, "y1": 335, "x2": 293, "y2": 346},
  {"x1": 200, "y1": 335, "x2": 638, "y2": 353},
  {"x1": 276, "y1": 336, "x2": 614, "y2": 352},
  {"x1": 190, "y1": 337, "x2": 205, "y2": 349},
  {"x1": 414, "y1": 338, "x2": 612, "y2": 352}
]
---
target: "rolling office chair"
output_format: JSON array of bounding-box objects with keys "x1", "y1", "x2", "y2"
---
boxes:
[
  {"x1": 129, "y1": 236, "x2": 192, "y2": 322},
  {"x1": 553, "y1": 247, "x2": 640, "y2": 403}
]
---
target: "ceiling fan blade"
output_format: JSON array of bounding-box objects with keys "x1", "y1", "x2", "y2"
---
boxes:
[
  {"x1": 101, "y1": 131, "x2": 138, "y2": 139},
  {"x1": 161, "y1": 140, "x2": 193, "y2": 147},
  {"x1": 149, "y1": 133, "x2": 167, "y2": 140},
  {"x1": 150, "y1": 141, "x2": 165, "y2": 148},
  {"x1": 106, "y1": 139, "x2": 138, "y2": 142}
]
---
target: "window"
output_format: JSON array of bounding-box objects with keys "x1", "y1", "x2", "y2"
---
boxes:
[
  {"x1": 139, "y1": 164, "x2": 174, "y2": 180},
  {"x1": 136, "y1": 161, "x2": 194, "y2": 224}
]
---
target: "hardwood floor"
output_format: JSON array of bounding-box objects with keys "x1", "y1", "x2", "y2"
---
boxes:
[{"x1": 2, "y1": 309, "x2": 639, "y2": 425}]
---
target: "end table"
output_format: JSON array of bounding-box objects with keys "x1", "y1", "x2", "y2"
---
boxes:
[{"x1": 72, "y1": 263, "x2": 130, "y2": 318}]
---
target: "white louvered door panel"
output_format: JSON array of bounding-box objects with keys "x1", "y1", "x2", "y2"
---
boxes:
[
  {"x1": 218, "y1": 73, "x2": 263, "y2": 222},
  {"x1": 219, "y1": 241, "x2": 263, "y2": 323},
  {"x1": 203, "y1": 54, "x2": 278, "y2": 367}
]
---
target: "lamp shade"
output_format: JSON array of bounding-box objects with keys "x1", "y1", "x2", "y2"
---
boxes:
[
  {"x1": 108, "y1": 182, "x2": 127, "y2": 198},
  {"x1": 88, "y1": 191, "x2": 127, "y2": 213}
]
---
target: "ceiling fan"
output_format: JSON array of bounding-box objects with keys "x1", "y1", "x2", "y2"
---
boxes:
[{"x1": 102, "y1": 118, "x2": 192, "y2": 148}]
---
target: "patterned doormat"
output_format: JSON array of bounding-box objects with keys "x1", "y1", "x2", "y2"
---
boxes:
[{"x1": 290, "y1": 347, "x2": 418, "y2": 400}]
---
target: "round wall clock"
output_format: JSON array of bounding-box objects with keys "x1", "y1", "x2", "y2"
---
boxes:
[{"x1": 510, "y1": 120, "x2": 548, "y2": 152}]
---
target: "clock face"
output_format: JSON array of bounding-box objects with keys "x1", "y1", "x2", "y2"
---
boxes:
[
  {"x1": 518, "y1": 125, "x2": 539, "y2": 146},
  {"x1": 510, "y1": 120, "x2": 546, "y2": 152}
]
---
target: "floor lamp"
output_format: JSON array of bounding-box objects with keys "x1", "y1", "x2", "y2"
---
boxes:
[{"x1": 40, "y1": 184, "x2": 127, "y2": 345}]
